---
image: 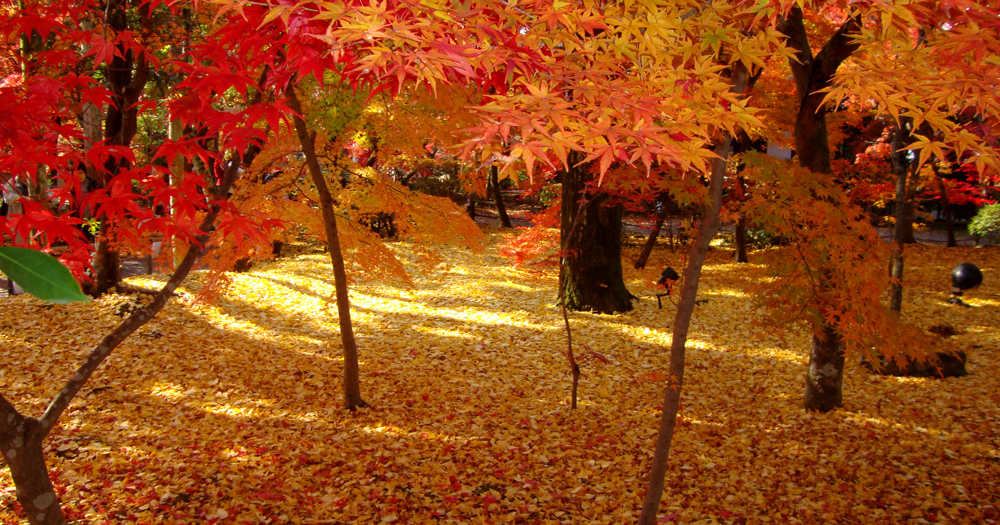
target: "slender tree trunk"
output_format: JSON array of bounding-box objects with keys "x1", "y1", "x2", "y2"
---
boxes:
[
  {"x1": 898, "y1": 200, "x2": 917, "y2": 244},
  {"x1": 169, "y1": 117, "x2": 186, "y2": 269},
  {"x1": 634, "y1": 194, "x2": 670, "y2": 269},
  {"x1": 781, "y1": 6, "x2": 861, "y2": 412},
  {"x1": 558, "y1": 157, "x2": 632, "y2": 313},
  {"x1": 733, "y1": 176, "x2": 750, "y2": 263},
  {"x1": 734, "y1": 217, "x2": 749, "y2": 263},
  {"x1": 286, "y1": 85, "x2": 367, "y2": 410},
  {"x1": 638, "y1": 129, "x2": 740, "y2": 525},
  {"x1": 490, "y1": 165, "x2": 512, "y2": 228},
  {"x1": 638, "y1": 64, "x2": 747, "y2": 525},
  {"x1": 889, "y1": 121, "x2": 914, "y2": 313},
  {"x1": 932, "y1": 165, "x2": 957, "y2": 247},
  {"x1": 466, "y1": 194, "x2": 476, "y2": 218}
]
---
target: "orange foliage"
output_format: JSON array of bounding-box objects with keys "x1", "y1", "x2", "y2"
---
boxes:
[{"x1": 737, "y1": 152, "x2": 934, "y2": 366}]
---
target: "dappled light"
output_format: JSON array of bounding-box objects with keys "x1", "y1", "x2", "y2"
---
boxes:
[{"x1": 2, "y1": 232, "x2": 998, "y2": 523}]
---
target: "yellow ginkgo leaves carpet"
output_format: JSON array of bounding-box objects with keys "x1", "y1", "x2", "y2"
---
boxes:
[{"x1": 2, "y1": 231, "x2": 998, "y2": 524}]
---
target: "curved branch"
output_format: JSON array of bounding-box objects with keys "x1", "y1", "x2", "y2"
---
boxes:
[{"x1": 37, "y1": 158, "x2": 243, "y2": 437}]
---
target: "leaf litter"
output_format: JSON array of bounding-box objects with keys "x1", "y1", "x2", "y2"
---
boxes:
[{"x1": 1, "y1": 233, "x2": 999, "y2": 524}]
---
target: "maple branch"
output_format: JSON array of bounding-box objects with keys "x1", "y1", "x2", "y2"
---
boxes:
[
  {"x1": 36, "y1": 158, "x2": 243, "y2": 437},
  {"x1": 780, "y1": 6, "x2": 861, "y2": 104},
  {"x1": 791, "y1": 238, "x2": 821, "y2": 299},
  {"x1": 679, "y1": 0, "x2": 713, "y2": 21}
]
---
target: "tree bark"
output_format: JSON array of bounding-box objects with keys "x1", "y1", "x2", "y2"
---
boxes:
[
  {"x1": 733, "y1": 176, "x2": 750, "y2": 263},
  {"x1": 490, "y1": 165, "x2": 512, "y2": 228},
  {"x1": 558, "y1": 155, "x2": 632, "y2": 314},
  {"x1": 889, "y1": 121, "x2": 914, "y2": 313},
  {"x1": 286, "y1": 84, "x2": 368, "y2": 410},
  {"x1": 781, "y1": 6, "x2": 861, "y2": 412},
  {"x1": 932, "y1": 164, "x2": 957, "y2": 247},
  {"x1": 0, "y1": 397, "x2": 62, "y2": 525},
  {"x1": 92, "y1": 0, "x2": 152, "y2": 295},
  {"x1": 802, "y1": 322, "x2": 846, "y2": 411},
  {"x1": 638, "y1": 64, "x2": 747, "y2": 525},
  {"x1": 734, "y1": 217, "x2": 749, "y2": 263},
  {"x1": 638, "y1": 126, "x2": 740, "y2": 525},
  {"x1": 634, "y1": 194, "x2": 670, "y2": 269},
  {"x1": 466, "y1": 194, "x2": 476, "y2": 219}
]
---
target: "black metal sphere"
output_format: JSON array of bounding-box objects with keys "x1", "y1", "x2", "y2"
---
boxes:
[{"x1": 952, "y1": 263, "x2": 983, "y2": 291}]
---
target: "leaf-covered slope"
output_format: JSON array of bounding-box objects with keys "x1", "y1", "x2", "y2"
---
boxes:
[{"x1": 1, "y1": 235, "x2": 998, "y2": 524}]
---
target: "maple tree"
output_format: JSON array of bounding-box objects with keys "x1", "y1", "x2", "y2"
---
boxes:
[{"x1": 769, "y1": 0, "x2": 1000, "y2": 411}]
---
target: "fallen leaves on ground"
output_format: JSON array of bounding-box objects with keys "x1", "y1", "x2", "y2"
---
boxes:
[{"x1": 1, "y1": 233, "x2": 999, "y2": 524}]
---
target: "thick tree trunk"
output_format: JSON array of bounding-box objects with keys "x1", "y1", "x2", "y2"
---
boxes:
[
  {"x1": 91, "y1": 240, "x2": 121, "y2": 295},
  {"x1": 802, "y1": 321, "x2": 846, "y2": 411},
  {"x1": 634, "y1": 194, "x2": 670, "y2": 269},
  {"x1": 287, "y1": 85, "x2": 367, "y2": 410},
  {"x1": 490, "y1": 165, "x2": 512, "y2": 228},
  {"x1": 558, "y1": 157, "x2": 632, "y2": 314},
  {"x1": 638, "y1": 125, "x2": 740, "y2": 525},
  {"x1": 0, "y1": 398, "x2": 63, "y2": 525},
  {"x1": 782, "y1": 6, "x2": 861, "y2": 412}
]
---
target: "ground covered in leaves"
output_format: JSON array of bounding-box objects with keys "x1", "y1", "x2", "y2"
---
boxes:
[{"x1": 2, "y1": 231, "x2": 999, "y2": 524}]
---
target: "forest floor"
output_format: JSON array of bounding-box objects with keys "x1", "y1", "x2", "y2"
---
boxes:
[{"x1": 1, "y1": 230, "x2": 999, "y2": 524}]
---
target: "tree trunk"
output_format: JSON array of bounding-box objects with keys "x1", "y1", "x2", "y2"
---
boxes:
[
  {"x1": 169, "y1": 117, "x2": 187, "y2": 269},
  {"x1": 933, "y1": 166, "x2": 957, "y2": 247},
  {"x1": 638, "y1": 114, "x2": 741, "y2": 524},
  {"x1": 558, "y1": 156, "x2": 632, "y2": 314},
  {"x1": 781, "y1": 6, "x2": 861, "y2": 412},
  {"x1": 490, "y1": 165, "x2": 512, "y2": 228},
  {"x1": 734, "y1": 217, "x2": 749, "y2": 263},
  {"x1": 91, "y1": 240, "x2": 121, "y2": 296},
  {"x1": 889, "y1": 121, "x2": 914, "y2": 314},
  {"x1": 91, "y1": 0, "x2": 151, "y2": 296},
  {"x1": 286, "y1": 85, "x2": 367, "y2": 410},
  {"x1": 0, "y1": 399, "x2": 63, "y2": 525},
  {"x1": 802, "y1": 321, "x2": 846, "y2": 411},
  {"x1": 733, "y1": 176, "x2": 750, "y2": 263},
  {"x1": 466, "y1": 194, "x2": 476, "y2": 218},
  {"x1": 898, "y1": 200, "x2": 917, "y2": 244},
  {"x1": 634, "y1": 194, "x2": 670, "y2": 269}
]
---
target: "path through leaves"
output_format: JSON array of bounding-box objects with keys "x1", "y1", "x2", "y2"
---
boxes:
[{"x1": 2, "y1": 233, "x2": 998, "y2": 523}]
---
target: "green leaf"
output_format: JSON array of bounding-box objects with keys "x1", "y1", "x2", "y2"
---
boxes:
[{"x1": 0, "y1": 247, "x2": 90, "y2": 304}]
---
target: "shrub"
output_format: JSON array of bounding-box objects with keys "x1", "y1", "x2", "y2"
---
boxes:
[{"x1": 968, "y1": 203, "x2": 1000, "y2": 245}]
